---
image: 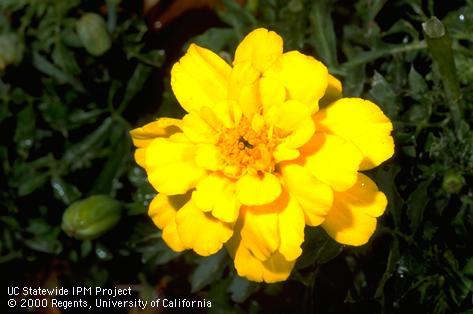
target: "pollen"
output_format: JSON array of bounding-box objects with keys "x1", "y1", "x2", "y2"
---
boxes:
[{"x1": 217, "y1": 117, "x2": 280, "y2": 177}]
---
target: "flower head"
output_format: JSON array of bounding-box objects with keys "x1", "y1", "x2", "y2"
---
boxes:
[{"x1": 131, "y1": 28, "x2": 394, "y2": 282}]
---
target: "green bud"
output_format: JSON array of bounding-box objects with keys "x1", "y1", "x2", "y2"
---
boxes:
[
  {"x1": 0, "y1": 33, "x2": 24, "y2": 70},
  {"x1": 76, "y1": 13, "x2": 112, "y2": 56},
  {"x1": 62, "y1": 195, "x2": 121, "y2": 240},
  {"x1": 442, "y1": 171, "x2": 465, "y2": 194}
]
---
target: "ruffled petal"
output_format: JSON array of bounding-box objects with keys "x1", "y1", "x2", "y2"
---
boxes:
[
  {"x1": 322, "y1": 173, "x2": 387, "y2": 246},
  {"x1": 195, "y1": 144, "x2": 224, "y2": 171},
  {"x1": 265, "y1": 100, "x2": 315, "y2": 162},
  {"x1": 181, "y1": 113, "x2": 219, "y2": 144},
  {"x1": 228, "y1": 62, "x2": 261, "y2": 118},
  {"x1": 281, "y1": 163, "x2": 333, "y2": 226},
  {"x1": 227, "y1": 233, "x2": 295, "y2": 283},
  {"x1": 236, "y1": 172, "x2": 282, "y2": 205},
  {"x1": 171, "y1": 43, "x2": 231, "y2": 115},
  {"x1": 300, "y1": 133, "x2": 363, "y2": 191},
  {"x1": 176, "y1": 200, "x2": 233, "y2": 256},
  {"x1": 148, "y1": 193, "x2": 188, "y2": 252},
  {"x1": 130, "y1": 118, "x2": 182, "y2": 167},
  {"x1": 234, "y1": 28, "x2": 283, "y2": 73},
  {"x1": 145, "y1": 134, "x2": 206, "y2": 194},
  {"x1": 276, "y1": 192, "x2": 305, "y2": 261},
  {"x1": 239, "y1": 191, "x2": 304, "y2": 262},
  {"x1": 264, "y1": 51, "x2": 328, "y2": 112},
  {"x1": 314, "y1": 98, "x2": 394, "y2": 170},
  {"x1": 239, "y1": 205, "x2": 279, "y2": 261},
  {"x1": 259, "y1": 76, "x2": 286, "y2": 113},
  {"x1": 192, "y1": 174, "x2": 240, "y2": 223}
]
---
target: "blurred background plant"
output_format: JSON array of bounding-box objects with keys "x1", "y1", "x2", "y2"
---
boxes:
[{"x1": 0, "y1": 0, "x2": 472, "y2": 313}]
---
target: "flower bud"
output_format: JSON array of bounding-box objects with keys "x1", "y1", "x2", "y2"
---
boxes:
[
  {"x1": 0, "y1": 33, "x2": 24, "y2": 70},
  {"x1": 62, "y1": 195, "x2": 121, "y2": 240},
  {"x1": 76, "y1": 13, "x2": 112, "y2": 56},
  {"x1": 442, "y1": 171, "x2": 465, "y2": 194}
]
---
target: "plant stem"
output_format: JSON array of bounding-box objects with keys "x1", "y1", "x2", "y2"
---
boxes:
[{"x1": 422, "y1": 17, "x2": 463, "y2": 130}]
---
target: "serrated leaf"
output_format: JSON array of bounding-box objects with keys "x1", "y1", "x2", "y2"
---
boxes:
[
  {"x1": 368, "y1": 71, "x2": 400, "y2": 118},
  {"x1": 408, "y1": 66, "x2": 428, "y2": 99},
  {"x1": 309, "y1": 0, "x2": 337, "y2": 67}
]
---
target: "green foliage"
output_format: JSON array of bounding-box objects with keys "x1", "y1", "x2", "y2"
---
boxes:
[{"x1": 1, "y1": 0, "x2": 472, "y2": 313}]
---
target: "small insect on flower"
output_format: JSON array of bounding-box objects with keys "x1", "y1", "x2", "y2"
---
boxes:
[{"x1": 130, "y1": 28, "x2": 394, "y2": 282}]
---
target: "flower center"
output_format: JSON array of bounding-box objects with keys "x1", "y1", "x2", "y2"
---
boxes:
[{"x1": 217, "y1": 117, "x2": 280, "y2": 178}]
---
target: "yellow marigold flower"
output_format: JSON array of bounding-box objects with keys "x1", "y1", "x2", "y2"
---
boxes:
[{"x1": 130, "y1": 28, "x2": 394, "y2": 283}]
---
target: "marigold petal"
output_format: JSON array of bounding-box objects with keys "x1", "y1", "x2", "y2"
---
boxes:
[
  {"x1": 195, "y1": 144, "x2": 224, "y2": 171},
  {"x1": 277, "y1": 192, "x2": 305, "y2": 261},
  {"x1": 148, "y1": 193, "x2": 188, "y2": 252},
  {"x1": 176, "y1": 200, "x2": 233, "y2": 256},
  {"x1": 265, "y1": 100, "x2": 315, "y2": 156},
  {"x1": 134, "y1": 149, "x2": 146, "y2": 168},
  {"x1": 259, "y1": 76, "x2": 286, "y2": 113},
  {"x1": 130, "y1": 118, "x2": 182, "y2": 167},
  {"x1": 264, "y1": 51, "x2": 328, "y2": 112},
  {"x1": 181, "y1": 113, "x2": 219, "y2": 144},
  {"x1": 145, "y1": 135, "x2": 206, "y2": 195},
  {"x1": 171, "y1": 43, "x2": 231, "y2": 115},
  {"x1": 314, "y1": 98, "x2": 394, "y2": 170},
  {"x1": 319, "y1": 74, "x2": 343, "y2": 107},
  {"x1": 236, "y1": 172, "x2": 282, "y2": 205},
  {"x1": 192, "y1": 174, "x2": 240, "y2": 223},
  {"x1": 239, "y1": 190, "x2": 304, "y2": 262},
  {"x1": 240, "y1": 205, "x2": 279, "y2": 261},
  {"x1": 227, "y1": 234, "x2": 294, "y2": 283},
  {"x1": 228, "y1": 62, "x2": 261, "y2": 118},
  {"x1": 322, "y1": 173, "x2": 387, "y2": 246},
  {"x1": 281, "y1": 163, "x2": 333, "y2": 226},
  {"x1": 234, "y1": 28, "x2": 283, "y2": 73},
  {"x1": 130, "y1": 118, "x2": 182, "y2": 148},
  {"x1": 300, "y1": 133, "x2": 362, "y2": 191}
]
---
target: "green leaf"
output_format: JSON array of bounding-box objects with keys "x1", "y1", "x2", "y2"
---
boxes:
[
  {"x1": 295, "y1": 227, "x2": 342, "y2": 270},
  {"x1": 10, "y1": 155, "x2": 55, "y2": 196},
  {"x1": 463, "y1": 258, "x2": 473, "y2": 277},
  {"x1": 63, "y1": 117, "x2": 113, "y2": 170},
  {"x1": 68, "y1": 109, "x2": 105, "y2": 129},
  {"x1": 407, "y1": 178, "x2": 432, "y2": 235},
  {"x1": 372, "y1": 165, "x2": 403, "y2": 229},
  {"x1": 309, "y1": 0, "x2": 337, "y2": 67},
  {"x1": 14, "y1": 103, "x2": 35, "y2": 158},
  {"x1": 368, "y1": 71, "x2": 400, "y2": 118},
  {"x1": 117, "y1": 63, "x2": 152, "y2": 113},
  {"x1": 24, "y1": 218, "x2": 62, "y2": 254},
  {"x1": 190, "y1": 249, "x2": 227, "y2": 293},
  {"x1": 218, "y1": 0, "x2": 257, "y2": 39},
  {"x1": 52, "y1": 41, "x2": 81, "y2": 76},
  {"x1": 39, "y1": 96, "x2": 68, "y2": 134},
  {"x1": 408, "y1": 66, "x2": 428, "y2": 100},
  {"x1": 32, "y1": 52, "x2": 85, "y2": 92},
  {"x1": 193, "y1": 28, "x2": 238, "y2": 52},
  {"x1": 81, "y1": 240, "x2": 93, "y2": 257},
  {"x1": 50, "y1": 176, "x2": 81, "y2": 205},
  {"x1": 90, "y1": 124, "x2": 130, "y2": 195},
  {"x1": 228, "y1": 275, "x2": 259, "y2": 303}
]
